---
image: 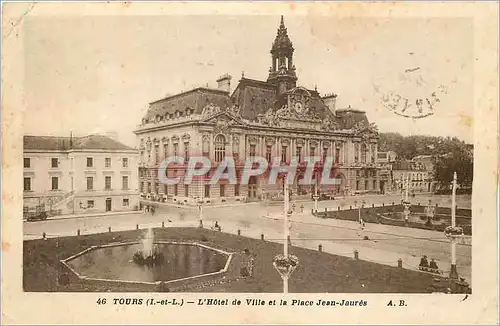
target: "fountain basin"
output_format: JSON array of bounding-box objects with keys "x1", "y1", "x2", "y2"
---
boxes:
[{"x1": 61, "y1": 241, "x2": 233, "y2": 288}]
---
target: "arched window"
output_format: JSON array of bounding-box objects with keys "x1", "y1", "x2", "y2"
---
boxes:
[
  {"x1": 361, "y1": 143, "x2": 367, "y2": 163},
  {"x1": 214, "y1": 135, "x2": 226, "y2": 162}
]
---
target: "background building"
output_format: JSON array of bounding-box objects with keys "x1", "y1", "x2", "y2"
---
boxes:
[
  {"x1": 134, "y1": 16, "x2": 381, "y2": 203},
  {"x1": 392, "y1": 160, "x2": 434, "y2": 194},
  {"x1": 23, "y1": 135, "x2": 139, "y2": 217}
]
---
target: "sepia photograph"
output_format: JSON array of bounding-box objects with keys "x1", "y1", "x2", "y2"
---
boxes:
[{"x1": 2, "y1": 2, "x2": 498, "y2": 325}]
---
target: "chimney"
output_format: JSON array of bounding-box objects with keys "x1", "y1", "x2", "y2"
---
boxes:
[
  {"x1": 216, "y1": 74, "x2": 232, "y2": 93},
  {"x1": 322, "y1": 93, "x2": 338, "y2": 113}
]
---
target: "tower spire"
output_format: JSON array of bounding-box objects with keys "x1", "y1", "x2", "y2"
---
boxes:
[{"x1": 267, "y1": 15, "x2": 297, "y2": 94}]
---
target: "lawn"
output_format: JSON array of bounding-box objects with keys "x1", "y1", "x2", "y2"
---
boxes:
[{"x1": 24, "y1": 227, "x2": 445, "y2": 293}]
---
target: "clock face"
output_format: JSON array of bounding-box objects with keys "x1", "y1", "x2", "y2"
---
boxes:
[{"x1": 294, "y1": 102, "x2": 304, "y2": 113}]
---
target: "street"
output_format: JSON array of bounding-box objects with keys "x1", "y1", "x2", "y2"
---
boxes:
[{"x1": 24, "y1": 193, "x2": 472, "y2": 283}]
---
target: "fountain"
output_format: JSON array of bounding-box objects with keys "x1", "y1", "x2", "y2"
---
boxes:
[
  {"x1": 61, "y1": 228, "x2": 233, "y2": 287},
  {"x1": 132, "y1": 228, "x2": 164, "y2": 266}
]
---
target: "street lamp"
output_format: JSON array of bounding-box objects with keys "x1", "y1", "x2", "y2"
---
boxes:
[
  {"x1": 312, "y1": 169, "x2": 319, "y2": 213},
  {"x1": 444, "y1": 172, "x2": 461, "y2": 281},
  {"x1": 273, "y1": 176, "x2": 299, "y2": 294}
]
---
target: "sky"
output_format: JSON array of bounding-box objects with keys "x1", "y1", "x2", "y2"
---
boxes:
[{"x1": 23, "y1": 15, "x2": 474, "y2": 147}]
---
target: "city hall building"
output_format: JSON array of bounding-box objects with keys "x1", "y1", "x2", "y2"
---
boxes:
[{"x1": 134, "y1": 16, "x2": 381, "y2": 203}]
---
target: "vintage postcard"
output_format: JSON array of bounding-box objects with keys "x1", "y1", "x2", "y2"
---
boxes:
[{"x1": 1, "y1": 1, "x2": 498, "y2": 325}]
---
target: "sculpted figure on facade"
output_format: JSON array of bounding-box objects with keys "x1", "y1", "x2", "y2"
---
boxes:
[
  {"x1": 202, "y1": 103, "x2": 221, "y2": 117},
  {"x1": 321, "y1": 117, "x2": 339, "y2": 131}
]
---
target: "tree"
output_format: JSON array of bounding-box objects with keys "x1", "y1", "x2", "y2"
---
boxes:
[{"x1": 433, "y1": 144, "x2": 473, "y2": 191}]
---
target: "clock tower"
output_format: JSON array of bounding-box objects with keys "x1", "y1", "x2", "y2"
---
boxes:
[{"x1": 267, "y1": 16, "x2": 298, "y2": 96}]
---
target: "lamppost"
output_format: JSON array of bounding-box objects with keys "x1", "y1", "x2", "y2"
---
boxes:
[
  {"x1": 425, "y1": 199, "x2": 435, "y2": 226},
  {"x1": 444, "y1": 172, "x2": 461, "y2": 280},
  {"x1": 402, "y1": 174, "x2": 411, "y2": 223},
  {"x1": 312, "y1": 169, "x2": 319, "y2": 213},
  {"x1": 273, "y1": 177, "x2": 299, "y2": 294}
]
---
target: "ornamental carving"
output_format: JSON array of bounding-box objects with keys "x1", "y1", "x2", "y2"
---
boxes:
[
  {"x1": 321, "y1": 116, "x2": 339, "y2": 131},
  {"x1": 232, "y1": 134, "x2": 240, "y2": 145},
  {"x1": 182, "y1": 133, "x2": 191, "y2": 141},
  {"x1": 161, "y1": 136, "x2": 169, "y2": 143},
  {"x1": 309, "y1": 140, "x2": 318, "y2": 148},
  {"x1": 296, "y1": 139, "x2": 305, "y2": 146},
  {"x1": 202, "y1": 103, "x2": 222, "y2": 117},
  {"x1": 213, "y1": 116, "x2": 233, "y2": 135},
  {"x1": 322, "y1": 141, "x2": 331, "y2": 149},
  {"x1": 230, "y1": 105, "x2": 241, "y2": 118},
  {"x1": 265, "y1": 137, "x2": 276, "y2": 146},
  {"x1": 171, "y1": 135, "x2": 180, "y2": 143},
  {"x1": 281, "y1": 138, "x2": 290, "y2": 146},
  {"x1": 248, "y1": 136, "x2": 259, "y2": 145}
]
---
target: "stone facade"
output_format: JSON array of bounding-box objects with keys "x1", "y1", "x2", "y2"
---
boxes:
[
  {"x1": 23, "y1": 135, "x2": 140, "y2": 216},
  {"x1": 134, "y1": 16, "x2": 381, "y2": 202}
]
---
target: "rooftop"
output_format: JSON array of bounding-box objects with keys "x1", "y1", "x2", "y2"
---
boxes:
[{"x1": 23, "y1": 135, "x2": 136, "y2": 151}]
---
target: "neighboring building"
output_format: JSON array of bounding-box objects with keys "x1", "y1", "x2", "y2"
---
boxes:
[
  {"x1": 134, "y1": 16, "x2": 381, "y2": 203},
  {"x1": 23, "y1": 135, "x2": 139, "y2": 217},
  {"x1": 411, "y1": 154, "x2": 435, "y2": 172},
  {"x1": 392, "y1": 160, "x2": 434, "y2": 194}
]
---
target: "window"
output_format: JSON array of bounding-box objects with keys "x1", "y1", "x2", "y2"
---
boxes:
[
  {"x1": 105, "y1": 157, "x2": 111, "y2": 168},
  {"x1": 123, "y1": 198, "x2": 129, "y2": 206},
  {"x1": 174, "y1": 184, "x2": 178, "y2": 196},
  {"x1": 365, "y1": 180, "x2": 369, "y2": 190},
  {"x1": 322, "y1": 148, "x2": 328, "y2": 162},
  {"x1": 163, "y1": 144, "x2": 168, "y2": 158},
  {"x1": 335, "y1": 148, "x2": 340, "y2": 163},
  {"x1": 361, "y1": 144, "x2": 367, "y2": 163},
  {"x1": 220, "y1": 184, "x2": 225, "y2": 197},
  {"x1": 354, "y1": 143, "x2": 359, "y2": 162},
  {"x1": 296, "y1": 146, "x2": 302, "y2": 162},
  {"x1": 122, "y1": 158, "x2": 128, "y2": 168},
  {"x1": 105, "y1": 176, "x2": 112, "y2": 190},
  {"x1": 23, "y1": 177, "x2": 31, "y2": 191},
  {"x1": 204, "y1": 184, "x2": 210, "y2": 198},
  {"x1": 87, "y1": 200, "x2": 94, "y2": 208},
  {"x1": 122, "y1": 176, "x2": 129, "y2": 190},
  {"x1": 24, "y1": 158, "x2": 30, "y2": 168},
  {"x1": 184, "y1": 142, "x2": 190, "y2": 160},
  {"x1": 371, "y1": 145, "x2": 376, "y2": 163},
  {"x1": 87, "y1": 177, "x2": 94, "y2": 190},
  {"x1": 147, "y1": 182, "x2": 151, "y2": 193},
  {"x1": 234, "y1": 184, "x2": 240, "y2": 196},
  {"x1": 87, "y1": 157, "x2": 93, "y2": 168},
  {"x1": 51, "y1": 158, "x2": 59, "y2": 168},
  {"x1": 281, "y1": 146, "x2": 287, "y2": 163},
  {"x1": 214, "y1": 135, "x2": 226, "y2": 162},
  {"x1": 266, "y1": 146, "x2": 272, "y2": 162},
  {"x1": 184, "y1": 185, "x2": 189, "y2": 197},
  {"x1": 309, "y1": 147, "x2": 316, "y2": 157},
  {"x1": 356, "y1": 180, "x2": 360, "y2": 190},
  {"x1": 155, "y1": 145, "x2": 160, "y2": 164},
  {"x1": 373, "y1": 180, "x2": 376, "y2": 190},
  {"x1": 51, "y1": 177, "x2": 58, "y2": 190},
  {"x1": 249, "y1": 144, "x2": 256, "y2": 157},
  {"x1": 173, "y1": 143, "x2": 179, "y2": 156}
]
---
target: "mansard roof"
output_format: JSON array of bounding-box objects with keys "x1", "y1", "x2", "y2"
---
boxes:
[
  {"x1": 145, "y1": 87, "x2": 232, "y2": 120},
  {"x1": 23, "y1": 135, "x2": 135, "y2": 151}
]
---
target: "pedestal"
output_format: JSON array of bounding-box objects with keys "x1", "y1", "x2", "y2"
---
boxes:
[{"x1": 449, "y1": 264, "x2": 459, "y2": 280}]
